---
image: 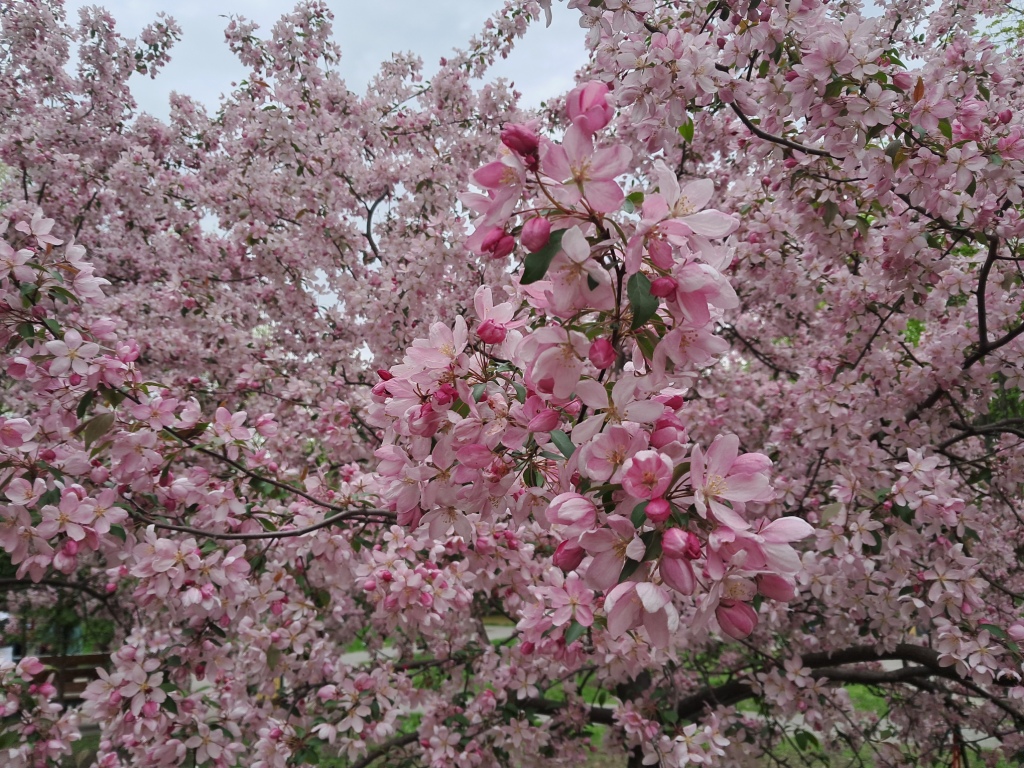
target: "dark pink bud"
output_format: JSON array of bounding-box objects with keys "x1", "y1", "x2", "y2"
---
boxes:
[
  {"x1": 500, "y1": 123, "x2": 540, "y2": 171},
  {"x1": 999, "y1": 109, "x2": 1013, "y2": 124},
  {"x1": 481, "y1": 227, "x2": 516, "y2": 259},
  {"x1": 521, "y1": 217, "x2": 551, "y2": 252},
  {"x1": 62, "y1": 540, "x2": 80, "y2": 556},
  {"x1": 784, "y1": 70, "x2": 799, "y2": 82},
  {"x1": 645, "y1": 498, "x2": 672, "y2": 523},
  {"x1": 662, "y1": 528, "x2": 701, "y2": 560},
  {"x1": 589, "y1": 338, "x2": 616, "y2": 369},
  {"x1": 649, "y1": 276, "x2": 677, "y2": 298},
  {"x1": 476, "y1": 318, "x2": 507, "y2": 344},
  {"x1": 553, "y1": 539, "x2": 585, "y2": 571}
]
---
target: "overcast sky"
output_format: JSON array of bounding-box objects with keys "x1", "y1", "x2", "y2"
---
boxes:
[{"x1": 63, "y1": 1, "x2": 589, "y2": 120}]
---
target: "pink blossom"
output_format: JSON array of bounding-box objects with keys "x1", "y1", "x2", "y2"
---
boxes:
[{"x1": 621, "y1": 450, "x2": 674, "y2": 499}]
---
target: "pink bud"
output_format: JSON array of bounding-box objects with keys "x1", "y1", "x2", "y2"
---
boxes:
[
  {"x1": 528, "y1": 408, "x2": 560, "y2": 433},
  {"x1": 500, "y1": 123, "x2": 540, "y2": 171},
  {"x1": 589, "y1": 338, "x2": 617, "y2": 369},
  {"x1": 891, "y1": 71, "x2": 913, "y2": 91},
  {"x1": 362, "y1": 579, "x2": 377, "y2": 592},
  {"x1": 649, "y1": 276, "x2": 677, "y2": 298},
  {"x1": 566, "y1": 81, "x2": 614, "y2": 133},
  {"x1": 62, "y1": 539, "x2": 80, "y2": 556},
  {"x1": 999, "y1": 109, "x2": 1013, "y2": 124},
  {"x1": 662, "y1": 528, "x2": 701, "y2": 560},
  {"x1": 480, "y1": 227, "x2": 515, "y2": 259},
  {"x1": 756, "y1": 573, "x2": 797, "y2": 601},
  {"x1": 784, "y1": 70, "x2": 799, "y2": 82},
  {"x1": 268, "y1": 727, "x2": 283, "y2": 741},
  {"x1": 661, "y1": 557, "x2": 695, "y2": 595},
  {"x1": 716, "y1": 600, "x2": 758, "y2": 639},
  {"x1": 476, "y1": 318, "x2": 507, "y2": 344},
  {"x1": 645, "y1": 498, "x2": 672, "y2": 523},
  {"x1": 552, "y1": 539, "x2": 585, "y2": 571},
  {"x1": 521, "y1": 217, "x2": 551, "y2": 252}
]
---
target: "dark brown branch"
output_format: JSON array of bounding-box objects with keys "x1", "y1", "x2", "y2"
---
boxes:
[
  {"x1": 977, "y1": 236, "x2": 999, "y2": 349},
  {"x1": 347, "y1": 732, "x2": 419, "y2": 768},
  {"x1": 129, "y1": 506, "x2": 394, "y2": 541},
  {"x1": 729, "y1": 103, "x2": 835, "y2": 158}
]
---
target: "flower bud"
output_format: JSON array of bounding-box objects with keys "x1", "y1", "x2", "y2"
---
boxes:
[
  {"x1": 521, "y1": 217, "x2": 551, "y2": 252},
  {"x1": 553, "y1": 539, "x2": 585, "y2": 571},
  {"x1": 476, "y1": 318, "x2": 507, "y2": 344},
  {"x1": 500, "y1": 123, "x2": 540, "y2": 171},
  {"x1": 589, "y1": 338, "x2": 616, "y2": 369},
  {"x1": 891, "y1": 71, "x2": 913, "y2": 91},
  {"x1": 756, "y1": 573, "x2": 797, "y2": 601},
  {"x1": 649, "y1": 276, "x2": 677, "y2": 298},
  {"x1": 662, "y1": 528, "x2": 701, "y2": 560},
  {"x1": 716, "y1": 600, "x2": 758, "y2": 639},
  {"x1": 645, "y1": 497, "x2": 672, "y2": 523},
  {"x1": 527, "y1": 408, "x2": 560, "y2": 433},
  {"x1": 480, "y1": 227, "x2": 515, "y2": 259}
]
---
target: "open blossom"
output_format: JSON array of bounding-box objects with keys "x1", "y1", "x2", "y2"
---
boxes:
[
  {"x1": 44, "y1": 329, "x2": 100, "y2": 376},
  {"x1": 547, "y1": 572, "x2": 595, "y2": 627},
  {"x1": 579, "y1": 514, "x2": 645, "y2": 591},
  {"x1": 604, "y1": 581, "x2": 679, "y2": 648},
  {"x1": 621, "y1": 450, "x2": 674, "y2": 499},
  {"x1": 540, "y1": 125, "x2": 632, "y2": 212},
  {"x1": 690, "y1": 434, "x2": 773, "y2": 528}
]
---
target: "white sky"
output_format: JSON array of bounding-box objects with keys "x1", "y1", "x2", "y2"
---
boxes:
[{"x1": 63, "y1": 1, "x2": 589, "y2": 120}]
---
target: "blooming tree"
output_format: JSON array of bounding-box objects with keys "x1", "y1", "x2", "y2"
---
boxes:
[{"x1": 3, "y1": 0, "x2": 1024, "y2": 767}]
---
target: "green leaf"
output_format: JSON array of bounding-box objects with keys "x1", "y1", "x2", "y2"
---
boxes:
[
  {"x1": 77, "y1": 389, "x2": 96, "y2": 419},
  {"x1": 471, "y1": 382, "x2": 486, "y2": 402},
  {"x1": 937, "y1": 117, "x2": 953, "y2": 141},
  {"x1": 979, "y1": 623, "x2": 1009, "y2": 640},
  {"x1": 266, "y1": 646, "x2": 282, "y2": 670},
  {"x1": 42, "y1": 318, "x2": 63, "y2": 337},
  {"x1": 520, "y1": 229, "x2": 565, "y2": 284},
  {"x1": 794, "y1": 730, "x2": 820, "y2": 752},
  {"x1": 109, "y1": 524, "x2": 127, "y2": 542},
  {"x1": 824, "y1": 79, "x2": 845, "y2": 100},
  {"x1": 627, "y1": 272, "x2": 659, "y2": 330},
  {"x1": 821, "y1": 201, "x2": 839, "y2": 226},
  {"x1": 550, "y1": 429, "x2": 576, "y2": 458},
  {"x1": 678, "y1": 119, "x2": 694, "y2": 144},
  {"x1": 631, "y1": 501, "x2": 648, "y2": 527},
  {"x1": 564, "y1": 621, "x2": 586, "y2": 644},
  {"x1": 83, "y1": 412, "x2": 116, "y2": 448}
]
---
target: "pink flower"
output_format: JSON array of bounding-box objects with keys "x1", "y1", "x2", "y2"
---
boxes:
[
  {"x1": 15, "y1": 210, "x2": 62, "y2": 246},
  {"x1": 580, "y1": 514, "x2": 645, "y2": 591},
  {"x1": 690, "y1": 435, "x2": 773, "y2": 528},
  {"x1": 541, "y1": 125, "x2": 632, "y2": 213},
  {"x1": 604, "y1": 581, "x2": 678, "y2": 648},
  {"x1": 44, "y1": 330, "x2": 100, "y2": 377},
  {"x1": 566, "y1": 81, "x2": 614, "y2": 134},
  {"x1": 589, "y1": 338, "x2": 616, "y2": 369},
  {"x1": 621, "y1": 450, "x2": 674, "y2": 499},
  {"x1": 546, "y1": 493, "x2": 597, "y2": 537},
  {"x1": 549, "y1": 573, "x2": 595, "y2": 627}
]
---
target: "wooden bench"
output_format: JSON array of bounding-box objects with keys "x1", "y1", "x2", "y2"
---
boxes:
[{"x1": 35, "y1": 654, "x2": 109, "y2": 705}]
